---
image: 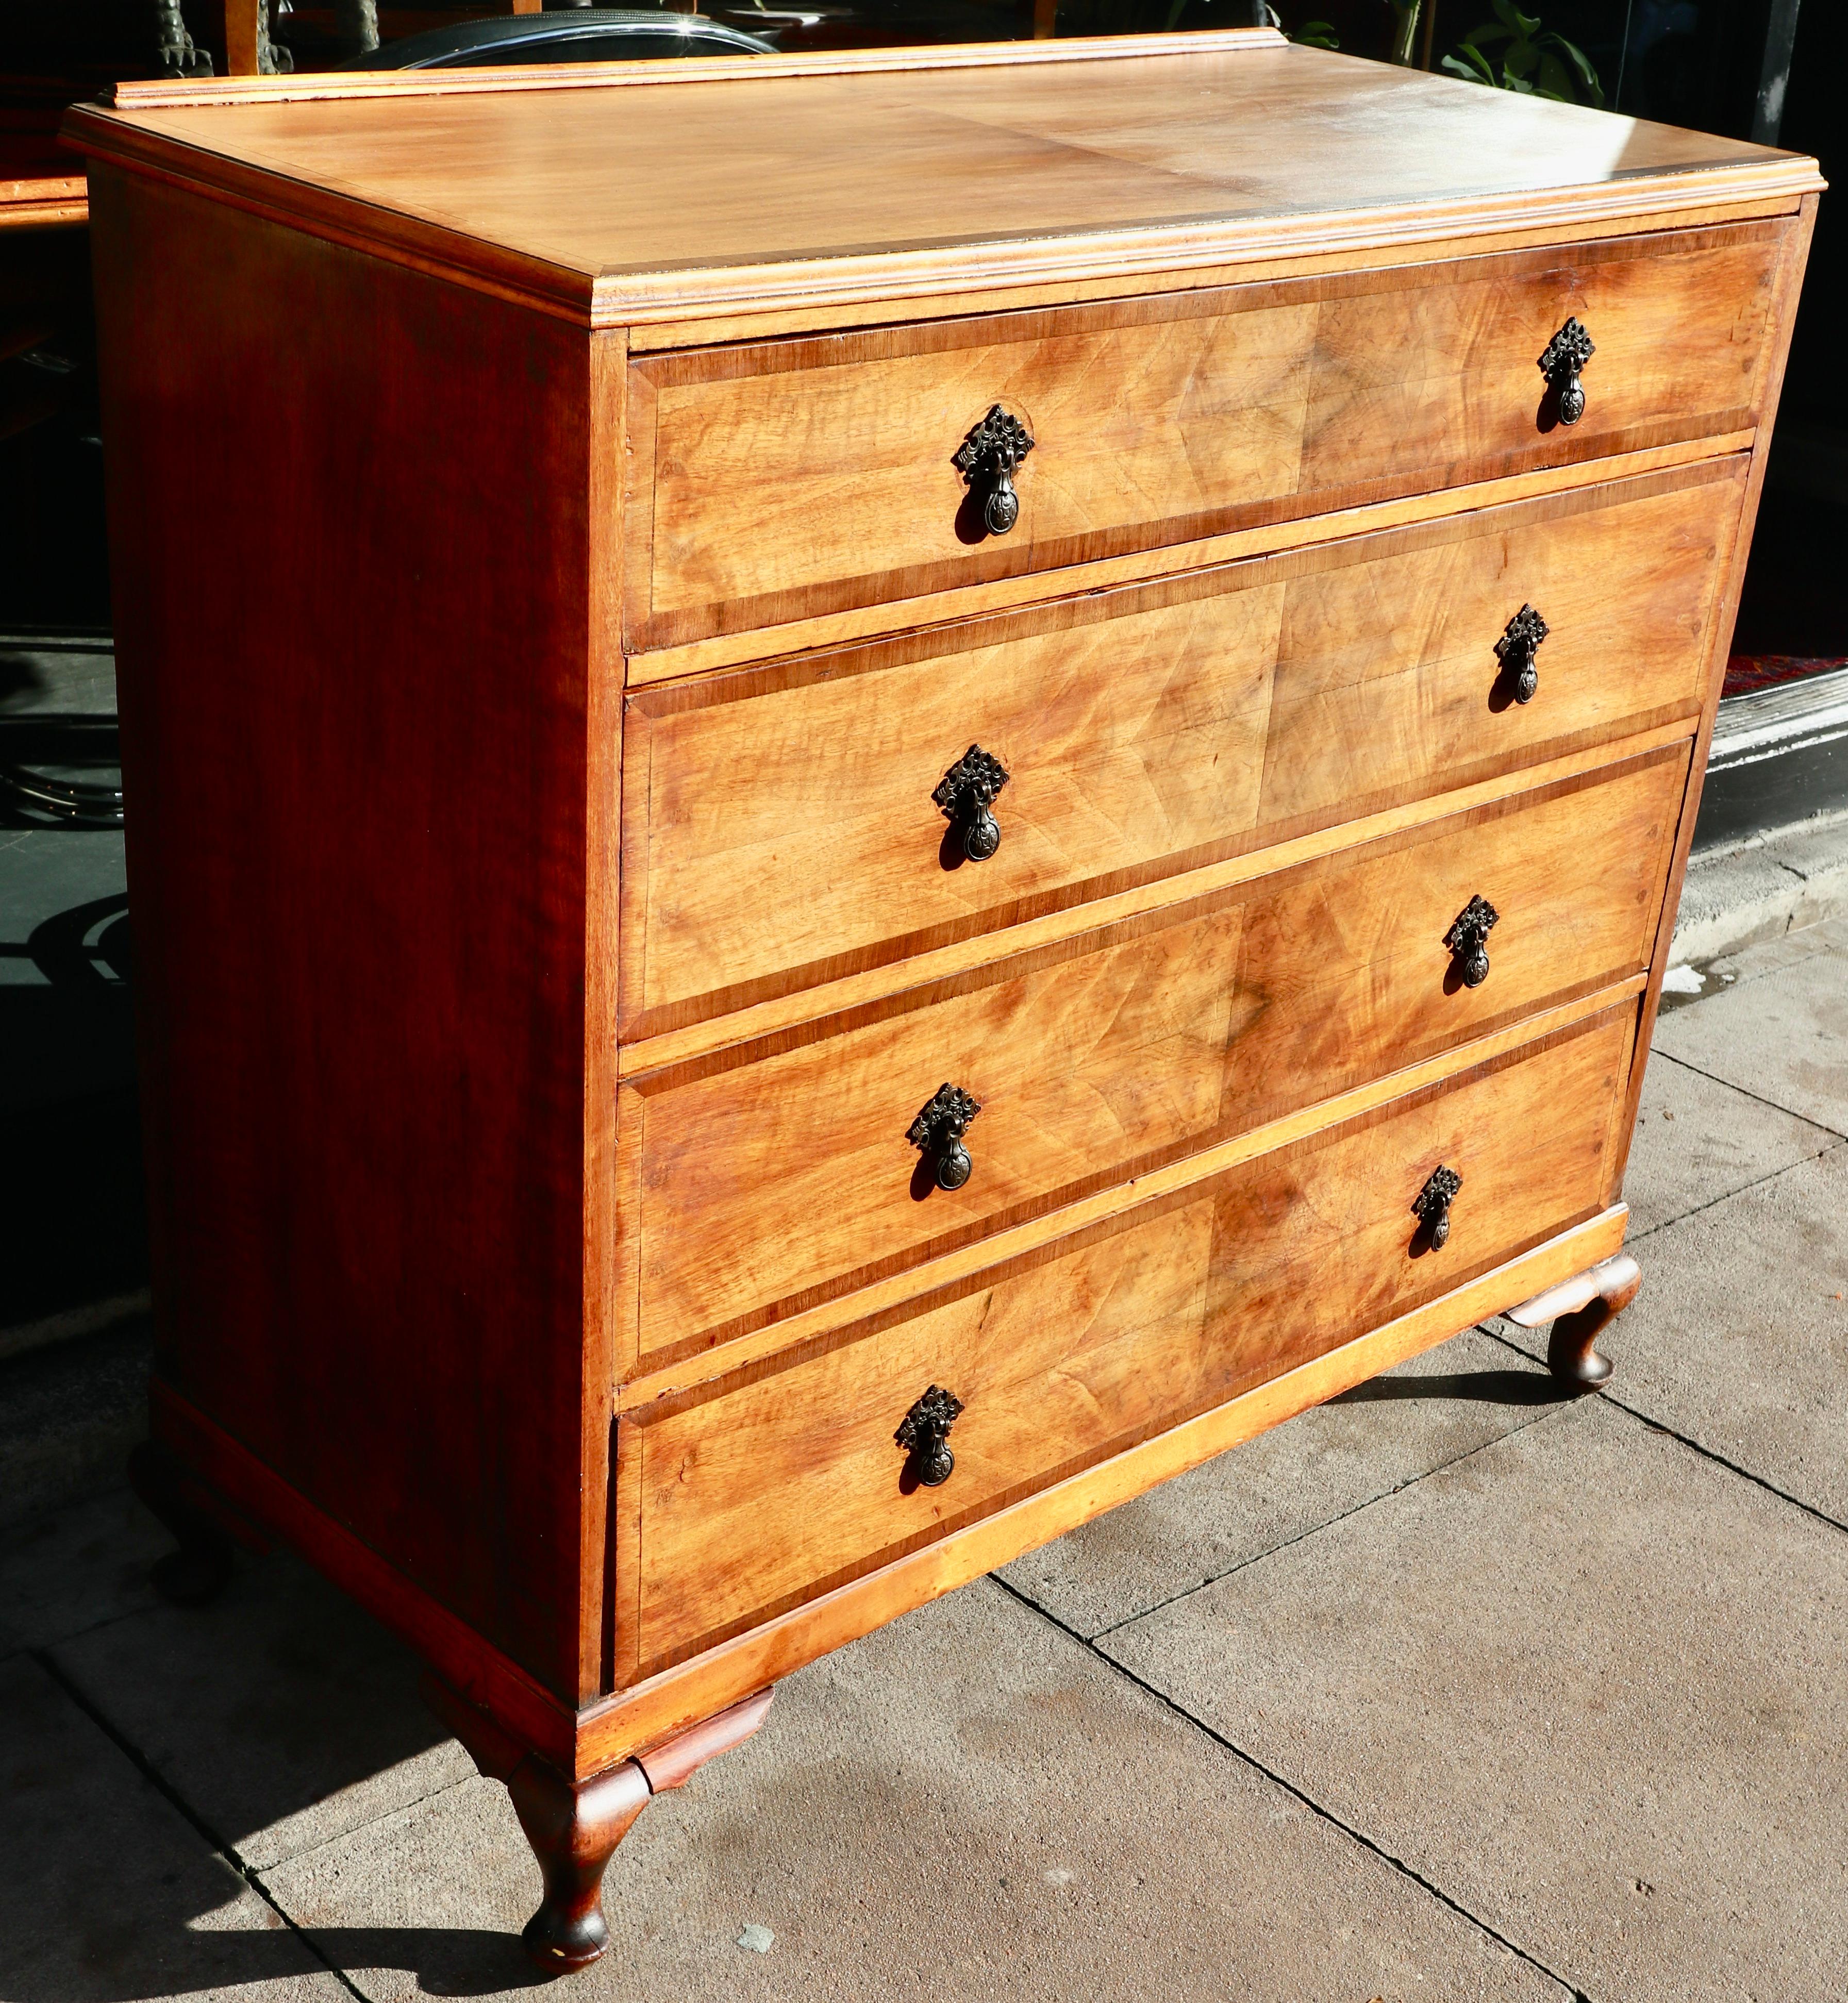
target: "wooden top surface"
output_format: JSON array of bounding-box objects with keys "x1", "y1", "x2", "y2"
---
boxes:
[{"x1": 64, "y1": 32, "x2": 1822, "y2": 325}]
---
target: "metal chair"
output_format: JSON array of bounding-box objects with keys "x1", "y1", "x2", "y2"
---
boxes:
[{"x1": 341, "y1": 7, "x2": 774, "y2": 68}]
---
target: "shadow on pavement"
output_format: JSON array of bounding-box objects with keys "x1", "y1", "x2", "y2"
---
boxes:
[{"x1": 1331, "y1": 1364, "x2": 1571, "y2": 1409}]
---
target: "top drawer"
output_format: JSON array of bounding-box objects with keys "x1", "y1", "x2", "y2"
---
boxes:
[{"x1": 626, "y1": 220, "x2": 1790, "y2": 650}]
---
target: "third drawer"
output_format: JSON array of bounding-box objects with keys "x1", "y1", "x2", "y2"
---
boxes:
[{"x1": 625, "y1": 740, "x2": 1687, "y2": 1364}]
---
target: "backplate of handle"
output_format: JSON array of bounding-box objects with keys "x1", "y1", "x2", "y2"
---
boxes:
[
  {"x1": 908, "y1": 1082, "x2": 980, "y2": 1191},
  {"x1": 1496, "y1": 604, "x2": 1549, "y2": 705},
  {"x1": 1411, "y1": 1165, "x2": 1462, "y2": 1249},
  {"x1": 1444, "y1": 895, "x2": 1500, "y2": 988},
  {"x1": 953, "y1": 405, "x2": 1035, "y2": 536},
  {"x1": 1538, "y1": 318, "x2": 1595, "y2": 426},
  {"x1": 895, "y1": 1383, "x2": 963, "y2": 1487},
  {"x1": 933, "y1": 744, "x2": 1010, "y2": 862}
]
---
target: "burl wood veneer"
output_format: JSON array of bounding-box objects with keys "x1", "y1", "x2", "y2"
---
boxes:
[{"x1": 66, "y1": 30, "x2": 1820, "y2": 1973}]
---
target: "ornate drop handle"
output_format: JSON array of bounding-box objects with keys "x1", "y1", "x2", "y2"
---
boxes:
[
  {"x1": 895, "y1": 1384, "x2": 964, "y2": 1487},
  {"x1": 908, "y1": 1082, "x2": 981, "y2": 1191},
  {"x1": 1411, "y1": 1165, "x2": 1462, "y2": 1250},
  {"x1": 1538, "y1": 317, "x2": 1595, "y2": 426},
  {"x1": 933, "y1": 744, "x2": 1010, "y2": 862},
  {"x1": 1444, "y1": 894, "x2": 1500, "y2": 989},
  {"x1": 1496, "y1": 604, "x2": 1549, "y2": 705},
  {"x1": 954, "y1": 405, "x2": 1035, "y2": 536}
]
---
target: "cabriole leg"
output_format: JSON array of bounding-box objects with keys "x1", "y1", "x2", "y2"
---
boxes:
[
  {"x1": 426, "y1": 1677, "x2": 774, "y2": 1974},
  {"x1": 507, "y1": 1759, "x2": 651, "y2": 1971},
  {"x1": 1506, "y1": 1251, "x2": 1642, "y2": 1390}
]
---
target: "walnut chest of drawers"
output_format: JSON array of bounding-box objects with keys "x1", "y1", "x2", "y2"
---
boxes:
[{"x1": 66, "y1": 31, "x2": 1821, "y2": 1969}]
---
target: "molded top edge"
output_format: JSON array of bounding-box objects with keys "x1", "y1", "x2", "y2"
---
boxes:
[{"x1": 63, "y1": 35, "x2": 1822, "y2": 330}]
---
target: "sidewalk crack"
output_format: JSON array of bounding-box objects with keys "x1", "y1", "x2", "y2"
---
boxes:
[
  {"x1": 1477, "y1": 1328, "x2": 1848, "y2": 1540},
  {"x1": 1646, "y1": 1051, "x2": 1848, "y2": 1143},
  {"x1": 30, "y1": 1648, "x2": 371, "y2": 2002},
  {"x1": 1077, "y1": 1396, "x2": 1574, "y2": 1644},
  {"x1": 989, "y1": 1574, "x2": 1590, "y2": 2001}
]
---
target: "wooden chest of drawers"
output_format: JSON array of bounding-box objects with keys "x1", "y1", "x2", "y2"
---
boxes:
[{"x1": 66, "y1": 32, "x2": 1820, "y2": 1972}]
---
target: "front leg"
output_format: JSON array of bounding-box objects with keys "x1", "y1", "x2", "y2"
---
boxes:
[
  {"x1": 505, "y1": 1759, "x2": 652, "y2": 1971},
  {"x1": 1506, "y1": 1251, "x2": 1641, "y2": 1390},
  {"x1": 426, "y1": 1678, "x2": 774, "y2": 1972}
]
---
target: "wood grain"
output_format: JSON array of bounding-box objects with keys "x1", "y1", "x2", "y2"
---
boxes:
[
  {"x1": 623, "y1": 459, "x2": 1742, "y2": 1031},
  {"x1": 633, "y1": 1005, "x2": 1633, "y2": 1670},
  {"x1": 590, "y1": 1201, "x2": 1629, "y2": 1749},
  {"x1": 615, "y1": 977, "x2": 1645, "y2": 1406},
  {"x1": 107, "y1": 27, "x2": 1288, "y2": 107},
  {"x1": 154, "y1": 1380, "x2": 582, "y2": 1766},
  {"x1": 631, "y1": 224, "x2": 1784, "y2": 647},
  {"x1": 617, "y1": 721, "x2": 1691, "y2": 1080},
  {"x1": 66, "y1": 39, "x2": 1819, "y2": 335},
  {"x1": 579, "y1": 329, "x2": 628, "y2": 1702},
  {"x1": 624, "y1": 436, "x2": 1753, "y2": 685},
  {"x1": 89, "y1": 166, "x2": 613, "y2": 1704},
  {"x1": 629, "y1": 747, "x2": 1685, "y2": 1362},
  {"x1": 70, "y1": 41, "x2": 1814, "y2": 1823},
  {"x1": 621, "y1": 202, "x2": 1806, "y2": 357}
]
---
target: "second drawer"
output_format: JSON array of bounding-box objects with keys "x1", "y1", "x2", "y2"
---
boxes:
[
  {"x1": 627, "y1": 742, "x2": 1685, "y2": 1362},
  {"x1": 622, "y1": 457, "x2": 1741, "y2": 1034}
]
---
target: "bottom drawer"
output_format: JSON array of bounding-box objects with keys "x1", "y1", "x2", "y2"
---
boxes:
[{"x1": 633, "y1": 1002, "x2": 1635, "y2": 1672}]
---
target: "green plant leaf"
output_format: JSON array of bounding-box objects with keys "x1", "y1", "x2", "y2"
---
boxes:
[
  {"x1": 1464, "y1": 20, "x2": 1514, "y2": 43},
  {"x1": 1492, "y1": 0, "x2": 1542, "y2": 32},
  {"x1": 1442, "y1": 43, "x2": 1498, "y2": 82},
  {"x1": 1547, "y1": 30, "x2": 1606, "y2": 106},
  {"x1": 1503, "y1": 39, "x2": 1538, "y2": 76},
  {"x1": 1294, "y1": 19, "x2": 1340, "y2": 45}
]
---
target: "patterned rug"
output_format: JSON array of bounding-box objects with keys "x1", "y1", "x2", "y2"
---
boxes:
[{"x1": 1724, "y1": 655, "x2": 1848, "y2": 699}]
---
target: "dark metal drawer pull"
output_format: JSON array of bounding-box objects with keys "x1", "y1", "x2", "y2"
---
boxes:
[
  {"x1": 1444, "y1": 894, "x2": 1500, "y2": 989},
  {"x1": 908, "y1": 1082, "x2": 981, "y2": 1191},
  {"x1": 933, "y1": 744, "x2": 1010, "y2": 862},
  {"x1": 1538, "y1": 317, "x2": 1595, "y2": 426},
  {"x1": 896, "y1": 1384, "x2": 964, "y2": 1487},
  {"x1": 1412, "y1": 1165, "x2": 1462, "y2": 1250},
  {"x1": 954, "y1": 404, "x2": 1035, "y2": 536},
  {"x1": 1496, "y1": 604, "x2": 1549, "y2": 705}
]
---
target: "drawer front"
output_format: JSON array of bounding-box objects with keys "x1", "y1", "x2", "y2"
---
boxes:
[
  {"x1": 630, "y1": 745, "x2": 1685, "y2": 1362},
  {"x1": 634, "y1": 1004, "x2": 1634, "y2": 1671},
  {"x1": 624, "y1": 459, "x2": 1742, "y2": 1033},
  {"x1": 630, "y1": 221, "x2": 1786, "y2": 648}
]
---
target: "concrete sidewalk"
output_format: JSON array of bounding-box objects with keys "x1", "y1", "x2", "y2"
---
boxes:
[{"x1": 3, "y1": 921, "x2": 1844, "y2": 2003}]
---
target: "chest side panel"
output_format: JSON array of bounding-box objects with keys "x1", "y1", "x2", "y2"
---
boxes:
[{"x1": 91, "y1": 168, "x2": 606, "y2": 1703}]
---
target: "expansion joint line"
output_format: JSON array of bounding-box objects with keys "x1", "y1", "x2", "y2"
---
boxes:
[
  {"x1": 30, "y1": 1648, "x2": 371, "y2": 2003},
  {"x1": 1086, "y1": 1395, "x2": 1569, "y2": 1643},
  {"x1": 1488, "y1": 1328, "x2": 1848, "y2": 1542},
  {"x1": 988, "y1": 1575, "x2": 1594, "y2": 2003},
  {"x1": 1650, "y1": 1048, "x2": 1848, "y2": 1145}
]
